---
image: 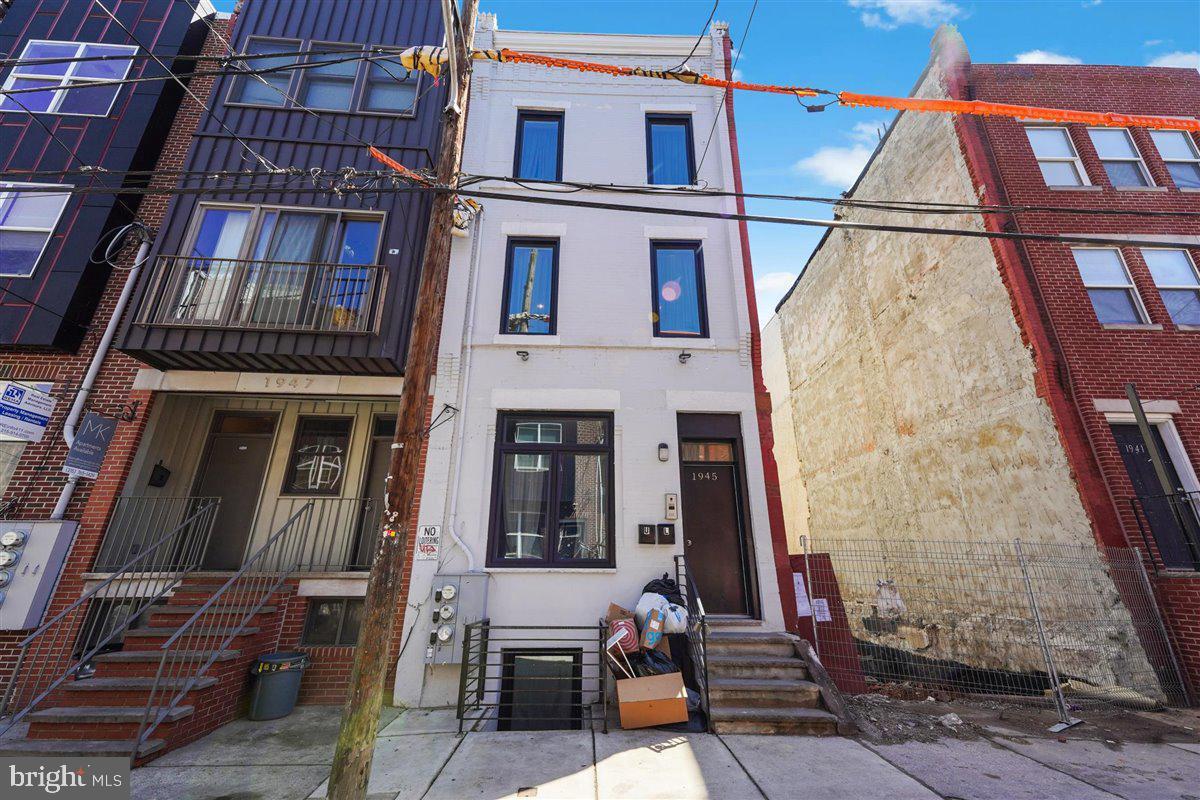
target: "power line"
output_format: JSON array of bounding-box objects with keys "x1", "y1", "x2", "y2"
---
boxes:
[
  {"x1": 696, "y1": 0, "x2": 757, "y2": 176},
  {"x1": 666, "y1": 0, "x2": 719, "y2": 72},
  {"x1": 0, "y1": 44, "x2": 405, "y2": 70}
]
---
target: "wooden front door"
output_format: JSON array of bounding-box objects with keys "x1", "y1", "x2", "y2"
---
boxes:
[
  {"x1": 192, "y1": 412, "x2": 277, "y2": 570},
  {"x1": 679, "y1": 440, "x2": 750, "y2": 615}
]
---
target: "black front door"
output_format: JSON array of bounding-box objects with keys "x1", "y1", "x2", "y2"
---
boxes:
[
  {"x1": 193, "y1": 412, "x2": 277, "y2": 570},
  {"x1": 679, "y1": 440, "x2": 750, "y2": 615},
  {"x1": 1111, "y1": 423, "x2": 1200, "y2": 568}
]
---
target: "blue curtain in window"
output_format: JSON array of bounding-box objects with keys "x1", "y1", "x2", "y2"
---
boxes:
[
  {"x1": 506, "y1": 244, "x2": 555, "y2": 333},
  {"x1": 649, "y1": 121, "x2": 691, "y2": 185},
  {"x1": 654, "y1": 247, "x2": 702, "y2": 335},
  {"x1": 517, "y1": 117, "x2": 560, "y2": 181}
]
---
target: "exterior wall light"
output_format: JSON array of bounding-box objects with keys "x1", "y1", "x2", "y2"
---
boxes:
[
  {"x1": 678, "y1": 351, "x2": 691, "y2": 364},
  {"x1": 658, "y1": 443, "x2": 670, "y2": 462}
]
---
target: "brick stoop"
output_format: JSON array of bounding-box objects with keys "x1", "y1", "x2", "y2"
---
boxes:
[
  {"x1": 705, "y1": 631, "x2": 842, "y2": 735},
  {"x1": 0, "y1": 574, "x2": 294, "y2": 763}
]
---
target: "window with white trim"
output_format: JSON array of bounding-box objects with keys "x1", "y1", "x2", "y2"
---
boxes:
[
  {"x1": 1024, "y1": 126, "x2": 1088, "y2": 186},
  {"x1": 1149, "y1": 130, "x2": 1200, "y2": 189},
  {"x1": 1088, "y1": 128, "x2": 1154, "y2": 187},
  {"x1": 0, "y1": 183, "x2": 71, "y2": 278},
  {"x1": 1072, "y1": 247, "x2": 1148, "y2": 325},
  {"x1": 0, "y1": 40, "x2": 137, "y2": 116},
  {"x1": 1143, "y1": 248, "x2": 1200, "y2": 327}
]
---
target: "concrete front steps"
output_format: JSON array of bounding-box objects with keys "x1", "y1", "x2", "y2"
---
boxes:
[
  {"x1": 705, "y1": 631, "x2": 841, "y2": 735},
  {"x1": 0, "y1": 575, "x2": 291, "y2": 762}
]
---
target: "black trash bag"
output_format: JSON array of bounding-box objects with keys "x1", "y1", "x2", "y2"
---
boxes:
[
  {"x1": 633, "y1": 649, "x2": 677, "y2": 678},
  {"x1": 642, "y1": 573, "x2": 684, "y2": 606}
]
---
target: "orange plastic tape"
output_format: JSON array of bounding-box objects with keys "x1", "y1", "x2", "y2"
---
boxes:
[
  {"x1": 838, "y1": 92, "x2": 1200, "y2": 132},
  {"x1": 368, "y1": 146, "x2": 431, "y2": 182}
]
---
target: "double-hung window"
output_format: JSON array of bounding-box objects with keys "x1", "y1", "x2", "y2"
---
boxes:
[
  {"x1": 651, "y1": 241, "x2": 707, "y2": 337},
  {"x1": 1024, "y1": 126, "x2": 1088, "y2": 186},
  {"x1": 489, "y1": 413, "x2": 613, "y2": 567},
  {"x1": 646, "y1": 114, "x2": 696, "y2": 185},
  {"x1": 362, "y1": 60, "x2": 418, "y2": 114},
  {"x1": 298, "y1": 43, "x2": 360, "y2": 110},
  {"x1": 1072, "y1": 247, "x2": 1148, "y2": 325},
  {"x1": 0, "y1": 183, "x2": 71, "y2": 278},
  {"x1": 1088, "y1": 128, "x2": 1154, "y2": 187},
  {"x1": 229, "y1": 38, "x2": 301, "y2": 106},
  {"x1": 500, "y1": 238, "x2": 558, "y2": 334},
  {"x1": 0, "y1": 40, "x2": 137, "y2": 116},
  {"x1": 1149, "y1": 130, "x2": 1200, "y2": 189},
  {"x1": 514, "y1": 111, "x2": 563, "y2": 181},
  {"x1": 1144, "y1": 248, "x2": 1200, "y2": 327}
]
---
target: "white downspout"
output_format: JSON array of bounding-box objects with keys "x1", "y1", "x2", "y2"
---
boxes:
[{"x1": 52, "y1": 234, "x2": 152, "y2": 520}]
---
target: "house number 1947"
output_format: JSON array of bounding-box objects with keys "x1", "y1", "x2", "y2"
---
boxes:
[{"x1": 263, "y1": 376, "x2": 315, "y2": 390}]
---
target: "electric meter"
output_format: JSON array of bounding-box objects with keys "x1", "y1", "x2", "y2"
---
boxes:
[
  {"x1": 439, "y1": 584, "x2": 457, "y2": 601},
  {"x1": 0, "y1": 571, "x2": 10, "y2": 587},
  {"x1": 438, "y1": 604, "x2": 455, "y2": 621},
  {"x1": 0, "y1": 551, "x2": 17, "y2": 568},
  {"x1": 436, "y1": 624, "x2": 454, "y2": 642},
  {"x1": 0, "y1": 530, "x2": 25, "y2": 548}
]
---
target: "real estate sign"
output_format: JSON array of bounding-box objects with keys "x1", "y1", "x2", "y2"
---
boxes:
[
  {"x1": 62, "y1": 412, "x2": 118, "y2": 480},
  {"x1": 0, "y1": 381, "x2": 55, "y2": 442}
]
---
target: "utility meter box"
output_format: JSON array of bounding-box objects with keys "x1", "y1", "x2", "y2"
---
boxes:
[
  {"x1": 423, "y1": 573, "x2": 487, "y2": 665},
  {"x1": 0, "y1": 520, "x2": 77, "y2": 630}
]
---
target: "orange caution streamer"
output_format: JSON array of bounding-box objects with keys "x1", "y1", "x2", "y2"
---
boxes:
[
  {"x1": 368, "y1": 146, "x2": 430, "y2": 183},
  {"x1": 397, "y1": 45, "x2": 1200, "y2": 132}
]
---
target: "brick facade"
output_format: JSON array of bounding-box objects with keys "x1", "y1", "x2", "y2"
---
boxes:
[{"x1": 945, "y1": 41, "x2": 1200, "y2": 693}]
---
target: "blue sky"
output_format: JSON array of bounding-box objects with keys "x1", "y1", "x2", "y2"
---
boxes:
[{"x1": 214, "y1": 0, "x2": 1199, "y2": 315}]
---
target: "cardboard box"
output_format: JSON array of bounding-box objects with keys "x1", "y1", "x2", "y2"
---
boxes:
[
  {"x1": 640, "y1": 608, "x2": 665, "y2": 649},
  {"x1": 605, "y1": 603, "x2": 634, "y2": 625},
  {"x1": 615, "y1": 672, "x2": 688, "y2": 729}
]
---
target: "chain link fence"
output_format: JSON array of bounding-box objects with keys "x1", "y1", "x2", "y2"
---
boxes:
[{"x1": 796, "y1": 537, "x2": 1191, "y2": 721}]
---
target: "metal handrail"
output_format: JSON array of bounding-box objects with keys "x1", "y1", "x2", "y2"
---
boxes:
[
  {"x1": 0, "y1": 498, "x2": 220, "y2": 731},
  {"x1": 1128, "y1": 490, "x2": 1200, "y2": 572},
  {"x1": 138, "y1": 255, "x2": 386, "y2": 334},
  {"x1": 674, "y1": 554, "x2": 711, "y2": 731},
  {"x1": 133, "y1": 502, "x2": 315, "y2": 753}
]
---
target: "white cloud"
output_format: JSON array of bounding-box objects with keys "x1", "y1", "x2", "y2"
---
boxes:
[
  {"x1": 1011, "y1": 50, "x2": 1083, "y2": 65},
  {"x1": 793, "y1": 144, "x2": 875, "y2": 188},
  {"x1": 1081, "y1": 0, "x2": 1101, "y2": 7},
  {"x1": 850, "y1": 120, "x2": 889, "y2": 144},
  {"x1": 755, "y1": 271, "x2": 799, "y2": 312},
  {"x1": 1144, "y1": 39, "x2": 1164, "y2": 47},
  {"x1": 847, "y1": 0, "x2": 962, "y2": 30},
  {"x1": 731, "y1": 68, "x2": 744, "y2": 81},
  {"x1": 1148, "y1": 51, "x2": 1200, "y2": 69}
]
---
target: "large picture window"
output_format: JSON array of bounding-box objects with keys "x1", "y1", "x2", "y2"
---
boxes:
[
  {"x1": 283, "y1": 416, "x2": 353, "y2": 495},
  {"x1": 650, "y1": 241, "x2": 707, "y2": 337},
  {"x1": 0, "y1": 183, "x2": 71, "y2": 278},
  {"x1": 0, "y1": 40, "x2": 137, "y2": 116},
  {"x1": 646, "y1": 114, "x2": 695, "y2": 185},
  {"x1": 500, "y1": 239, "x2": 558, "y2": 335},
  {"x1": 489, "y1": 413, "x2": 613, "y2": 567}
]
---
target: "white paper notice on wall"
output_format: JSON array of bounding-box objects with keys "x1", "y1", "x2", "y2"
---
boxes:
[
  {"x1": 793, "y1": 573, "x2": 812, "y2": 617},
  {"x1": 416, "y1": 525, "x2": 440, "y2": 560},
  {"x1": 813, "y1": 598, "x2": 832, "y2": 623}
]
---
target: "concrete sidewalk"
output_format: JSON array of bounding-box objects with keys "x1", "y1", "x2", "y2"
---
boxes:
[{"x1": 130, "y1": 706, "x2": 1200, "y2": 800}]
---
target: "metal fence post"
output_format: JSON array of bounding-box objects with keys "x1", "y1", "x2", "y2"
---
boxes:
[
  {"x1": 1015, "y1": 538, "x2": 1081, "y2": 731},
  {"x1": 801, "y1": 534, "x2": 819, "y2": 657},
  {"x1": 1130, "y1": 547, "x2": 1194, "y2": 706}
]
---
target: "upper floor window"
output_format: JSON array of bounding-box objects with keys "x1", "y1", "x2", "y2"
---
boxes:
[
  {"x1": 489, "y1": 413, "x2": 613, "y2": 568},
  {"x1": 298, "y1": 43, "x2": 360, "y2": 111},
  {"x1": 646, "y1": 114, "x2": 695, "y2": 185},
  {"x1": 1072, "y1": 247, "x2": 1148, "y2": 326},
  {"x1": 500, "y1": 238, "x2": 557, "y2": 335},
  {"x1": 514, "y1": 111, "x2": 563, "y2": 181},
  {"x1": 1149, "y1": 130, "x2": 1200, "y2": 189},
  {"x1": 0, "y1": 183, "x2": 71, "y2": 278},
  {"x1": 1024, "y1": 126, "x2": 1088, "y2": 186},
  {"x1": 362, "y1": 61, "x2": 418, "y2": 114},
  {"x1": 651, "y1": 241, "x2": 707, "y2": 337},
  {"x1": 229, "y1": 38, "x2": 300, "y2": 106},
  {"x1": 0, "y1": 40, "x2": 136, "y2": 116},
  {"x1": 1144, "y1": 248, "x2": 1200, "y2": 327},
  {"x1": 1088, "y1": 128, "x2": 1153, "y2": 187}
]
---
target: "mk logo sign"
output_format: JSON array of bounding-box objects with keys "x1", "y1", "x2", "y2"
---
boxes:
[{"x1": 3, "y1": 758, "x2": 129, "y2": 799}]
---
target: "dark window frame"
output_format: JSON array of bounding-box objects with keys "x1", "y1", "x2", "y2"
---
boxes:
[
  {"x1": 225, "y1": 36, "x2": 304, "y2": 108},
  {"x1": 513, "y1": 110, "x2": 565, "y2": 181},
  {"x1": 498, "y1": 647, "x2": 583, "y2": 731},
  {"x1": 487, "y1": 412, "x2": 616, "y2": 568},
  {"x1": 301, "y1": 597, "x2": 363, "y2": 646},
  {"x1": 281, "y1": 414, "x2": 356, "y2": 497},
  {"x1": 650, "y1": 240, "x2": 709, "y2": 338},
  {"x1": 296, "y1": 40, "x2": 366, "y2": 112},
  {"x1": 499, "y1": 237, "x2": 560, "y2": 335},
  {"x1": 645, "y1": 113, "x2": 697, "y2": 186}
]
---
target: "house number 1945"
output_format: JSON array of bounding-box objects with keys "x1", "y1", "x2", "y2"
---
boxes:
[{"x1": 690, "y1": 471, "x2": 720, "y2": 481}]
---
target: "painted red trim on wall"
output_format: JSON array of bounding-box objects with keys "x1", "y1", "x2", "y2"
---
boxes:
[{"x1": 720, "y1": 33, "x2": 799, "y2": 632}]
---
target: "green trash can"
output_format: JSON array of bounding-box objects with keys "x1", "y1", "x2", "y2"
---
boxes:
[{"x1": 248, "y1": 652, "x2": 309, "y2": 721}]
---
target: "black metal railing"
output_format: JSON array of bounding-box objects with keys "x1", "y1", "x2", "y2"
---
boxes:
[
  {"x1": 0, "y1": 499, "x2": 220, "y2": 731},
  {"x1": 1129, "y1": 490, "x2": 1200, "y2": 572},
  {"x1": 94, "y1": 496, "x2": 219, "y2": 572},
  {"x1": 675, "y1": 554, "x2": 711, "y2": 731},
  {"x1": 456, "y1": 621, "x2": 608, "y2": 734},
  {"x1": 138, "y1": 255, "x2": 386, "y2": 334},
  {"x1": 260, "y1": 497, "x2": 379, "y2": 572},
  {"x1": 133, "y1": 502, "x2": 316, "y2": 754}
]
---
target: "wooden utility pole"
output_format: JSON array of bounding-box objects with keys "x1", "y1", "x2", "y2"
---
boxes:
[{"x1": 328, "y1": 2, "x2": 478, "y2": 797}]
